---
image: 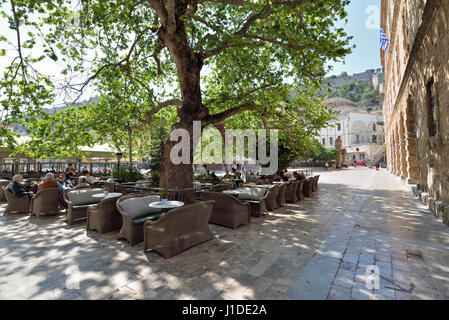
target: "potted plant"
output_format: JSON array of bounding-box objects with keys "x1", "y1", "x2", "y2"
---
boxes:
[{"x1": 161, "y1": 188, "x2": 169, "y2": 205}]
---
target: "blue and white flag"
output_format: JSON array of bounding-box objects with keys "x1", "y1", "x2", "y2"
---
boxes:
[{"x1": 380, "y1": 28, "x2": 390, "y2": 51}]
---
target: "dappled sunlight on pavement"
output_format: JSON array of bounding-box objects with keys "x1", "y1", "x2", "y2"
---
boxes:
[{"x1": 1, "y1": 168, "x2": 449, "y2": 300}]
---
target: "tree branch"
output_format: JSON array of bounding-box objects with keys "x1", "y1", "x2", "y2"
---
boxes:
[
  {"x1": 132, "y1": 98, "x2": 182, "y2": 130},
  {"x1": 206, "y1": 102, "x2": 263, "y2": 125}
]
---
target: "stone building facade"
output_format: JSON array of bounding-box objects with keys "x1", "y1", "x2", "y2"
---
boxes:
[{"x1": 382, "y1": 0, "x2": 449, "y2": 222}]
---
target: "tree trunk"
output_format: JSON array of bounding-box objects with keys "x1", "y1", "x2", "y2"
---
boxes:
[
  {"x1": 157, "y1": 19, "x2": 207, "y2": 189},
  {"x1": 159, "y1": 120, "x2": 195, "y2": 189}
]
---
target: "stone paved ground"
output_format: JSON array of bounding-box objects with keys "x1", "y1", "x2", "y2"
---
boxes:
[{"x1": 1, "y1": 168, "x2": 449, "y2": 300}]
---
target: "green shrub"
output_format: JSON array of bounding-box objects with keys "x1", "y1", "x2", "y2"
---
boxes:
[{"x1": 112, "y1": 165, "x2": 143, "y2": 182}]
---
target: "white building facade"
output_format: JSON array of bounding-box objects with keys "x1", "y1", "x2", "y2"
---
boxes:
[{"x1": 318, "y1": 98, "x2": 385, "y2": 163}]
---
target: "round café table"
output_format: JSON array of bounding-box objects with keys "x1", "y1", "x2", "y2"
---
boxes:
[
  {"x1": 149, "y1": 200, "x2": 184, "y2": 214},
  {"x1": 92, "y1": 192, "x2": 123, "y2": 199}
]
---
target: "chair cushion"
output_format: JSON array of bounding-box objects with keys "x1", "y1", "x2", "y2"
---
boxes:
[
  {"x1": 119, "y1": 196, "x2": 162, "y2": 219},
  {"x1": 132, "y1": 212, "x2": 164, "y2": 225},
  {"x1": 237, "y1": 187, "x2": 267, "y2": 201},
  {"x1": 67, "y1": 188, "x2": 103, "y2": 206},
  {"x1": 141, "y1": 195, "x2": 161, "y2": 205}
]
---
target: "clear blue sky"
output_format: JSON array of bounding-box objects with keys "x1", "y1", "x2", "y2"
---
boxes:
[{"x1": 327, "y1": 0, "x2": 382, "y2": 76}]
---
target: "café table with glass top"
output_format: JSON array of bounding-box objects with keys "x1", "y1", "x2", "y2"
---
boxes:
[
  {"x1": 92, "y1": 192, "x2": 123, "y2": 199},
  {"x1": 149, "y1": 200, "x2": 184, "y2": 214}
]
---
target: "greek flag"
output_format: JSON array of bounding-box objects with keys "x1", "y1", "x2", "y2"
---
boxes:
[{"x1": 380, "y1": 28, "x2": 390, "y2": 51}]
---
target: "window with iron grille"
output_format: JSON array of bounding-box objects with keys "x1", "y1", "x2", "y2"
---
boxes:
[{"x1": 426, "y1": 78, "x2": 437, "y2": 137}]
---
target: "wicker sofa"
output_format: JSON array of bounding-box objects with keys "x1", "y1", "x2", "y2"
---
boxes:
[
  {"x1": 86, "y1": 195, "x2": 123, "y2": 234},
  {"x1": 234, "y1": 187, "x2": 269, "y2": 217},
  {"x1": 64, "y1": 188, "x2": 103, "y2": 225},
  {"x1": 2, "y1": 186, "x2": 31, "y2": 215},
  {"x1": 296, "y1": 179, "x2": 305, "y2": 201},
  {"x1": 276, "y1": 183, "x2": 288, "y2": 207},
  {"x1": 302, "y1": 177, "x2": 314, "y2": 197},
  {"x1": 30, "y1": 187, "x2": 61, "y2": 218},
  {"x1": 0, "y1": 179, "x2": 10, "y2": 202},
  {"x1": 265, "y1": 184, "x2": 280, "y2": 211},
  {"x1": 285, "y1": 181, "x2": 299, "y2": 203},
  {"x1": 116, "y1": 193, "x2": 163, "y2": 245},
  {"x1": 199, "y1": 191, "x2": 250, "y2": 228},
  {"x1": 143, "y1": 200, "x2": 215, "y2": 258},
  {"x1": 312, "y1": 175, "x2": 320, "y2": 192}
]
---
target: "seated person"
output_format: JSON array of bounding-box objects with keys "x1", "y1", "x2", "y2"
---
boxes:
[
  {"x1": 7, "y1": 175, "x2": 34, "y2": 198},
  {"x1": 293, "y1": 171, "x2": 306, "y2": 181},
  {"x1": 65, "y1": 164, "x2": 76, "y2": 180},
  {"x1": 245, "y1": 171, "x2": 254, "y2": 183},
  {"x1": 281, "y1": 170, "x2": 289, "y2": 182},
  {"x1": 37, "y1": 173, "x2": 62, "y2": 193},
  {"x1": 86, "y1": 172, "x2": 95, "y2": 184},
  {"x1": 72, "y1": 176, "x2": 91, "y2": 189},
  {"x1": 58, "y1": 173, "x2": 73, "y2": 191},
  {"x1": 210, "y1": 171, "x2": 220, "y2": 184}
]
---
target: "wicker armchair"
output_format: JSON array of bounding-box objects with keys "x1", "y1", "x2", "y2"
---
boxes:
[
  {"x1": 64, "y1": 188, "x2": 103, "y2": 225},
  {"x1": 116, "y1": 192, "x2": 163, "y2": 245},
  {"x1": 302, "y1": 177, "x2": 314, "y2": 197},
  {"x1": 170, "y1": 188, "x2": 196, "y2": 205},
  {"x1": 87, "y1": 195, "x2": 123, "y2": 233},
  {"x1": 2, "y1": 186, "x2": 31, "y2": 215},
  {"x1": 237, "y1": 187, "x2": 269, "y2": 217},
  {"x1": 296, "y1": 179, "x2": 305, "y2": 201},
  {"x1": 143, "y1": 200, "x2": 215, "y2": 258},
  {"x1": 285, "y1": 181, "x2": 299, "y2": 203},
  {"x1": 113, "y1": 184, "x2": 136, "y2": 195},
  {"x1": 0, "y1": 179, "x2": 10, "y2": 202},
  {"x1": 30, "y1": 187, "x2": 61, "y2": 218},
  {"x1": 312, "y1": 175, "x2": 320, "y2": 192},
  {"x1": 276, "y1": 183, "x2": 288, "y2": 207},
  {"x1": 265, "y1": 184, "x2": 280, "y2": 211},
  {"x1": 199, "y1": 191, "x2": 250, "y2": 228}
]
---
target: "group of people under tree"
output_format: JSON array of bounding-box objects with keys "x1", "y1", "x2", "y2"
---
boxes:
[{"x1": 6, "y1": 163, "x2": 99, "y2": 199}]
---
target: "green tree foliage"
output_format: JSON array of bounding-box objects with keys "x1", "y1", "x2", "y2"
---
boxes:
[
  {"x1": 1, "y1": 0, "x2": 352, "y2": 188},
  {"x1": 310, "y1": 144, "x2": 339, "y2": 162}
]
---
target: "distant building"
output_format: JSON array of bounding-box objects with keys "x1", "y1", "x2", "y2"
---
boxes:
[
  {"x1": 324, "y1": 69, "x2": 384, "y2": 90},
  {"x1": 381, "y1": 1, "x2": 449, "y2": 208},
  {"x1": 318, "y1": 98, "x2": 385, "y2": 164}
]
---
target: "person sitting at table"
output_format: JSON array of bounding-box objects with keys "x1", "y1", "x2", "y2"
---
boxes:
[
  {"x1": 86, "y1": 171, "x2": 95, "y2": 184},
  {"x1": 58, "y1": 173, "x2": 73, "y2": 191},
  {"x1": 245, "y1": 171, "x2": 253, "y2": 183},
  {"x1": 293, "y1": 171, "x2": 306, "y2": 181},
  {"x1": 210, "y1": 171, "x2": 220, "y2": 184},
  {"x1": 37, "y1": 173, "x2": 62, "y2": 193},
  {"x1": 7, "y1": 175, "x2": 34, "y2": 198},
  {"x1": 281, "y1": 170, "x2": 289, "y2": 182},
  {"x1": 72, "y1": 176, "x2": 90, "y2": 189},
  {"x1": 65, "y1": 164, "x2": 76, "y2": 180}
]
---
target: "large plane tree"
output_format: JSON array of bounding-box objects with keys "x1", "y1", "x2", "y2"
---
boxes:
[{"x1": 0, "y1": 0, "x2": 351, "y2": 188}]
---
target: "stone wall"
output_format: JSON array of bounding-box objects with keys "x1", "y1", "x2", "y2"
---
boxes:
[{"x1": 382, "y1": 0, "x2": 449, "y2": 224}]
